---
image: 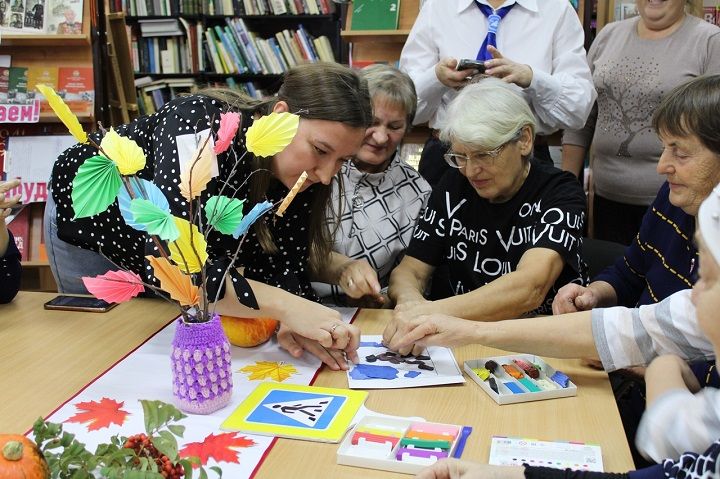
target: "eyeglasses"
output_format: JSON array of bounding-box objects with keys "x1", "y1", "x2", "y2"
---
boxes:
[{"x1": 443, "y1": 130, "x2": 523, "y2": 169}]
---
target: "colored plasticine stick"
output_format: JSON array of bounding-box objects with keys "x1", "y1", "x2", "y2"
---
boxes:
[
  {"x1": 405, "y1": 430, "x2": 456, "y2": 442},
  {"x1": 452, "y1": 426, "x2": 473, "y2": 458},
  {"x1": 518, "y1": 378, "x2": 541, "y2": 392},
  {"x1": 396, "y1": 447, "x2": 448, "y2": 461},
  {"x1": 504, "y1": 381, "x2": 525, "y2": 394},
  {"x1": 352, "y1": 431, "x2": 400, "y2": 448},
  {"x1": 399, "y1": 437, "x2": 451, "y2": 450}
]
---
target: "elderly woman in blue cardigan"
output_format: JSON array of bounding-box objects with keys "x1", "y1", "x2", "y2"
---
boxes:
[{"x1": 1, "y1": 179, "x2": 22, "y2": 304}]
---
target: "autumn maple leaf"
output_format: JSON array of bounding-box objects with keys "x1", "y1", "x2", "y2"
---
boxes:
[
  {"x1": 180, "y1": 432, "x2": 256, "y2": 466},
  {"x1": 64, "y1": 397, "x2": 130, "y2": 431},
  {"x1": 239, "y1": 361, "x2": 298, "y2": 382}
]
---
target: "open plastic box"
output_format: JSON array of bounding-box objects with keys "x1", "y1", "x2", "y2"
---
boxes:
[
  {"x1": 464, "y1": 354, "x2": 577, "y2": 405},
  {"x1": 337, "y1": 416, "x2": 468, "y2": 475}
]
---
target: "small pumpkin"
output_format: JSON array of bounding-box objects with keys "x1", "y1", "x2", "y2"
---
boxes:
[
  {"x1": 0, "y1": 435, "x2": 50, "y2": 479},
  {"x1": 220, "y1": 316, "x2": 279, "y2": 348}
]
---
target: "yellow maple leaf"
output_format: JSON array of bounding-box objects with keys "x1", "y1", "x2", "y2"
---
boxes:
[{"x1": 239, "y1": 361, "x2": 298, "y2": 382}]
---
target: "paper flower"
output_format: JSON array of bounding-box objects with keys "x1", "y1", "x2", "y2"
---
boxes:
[
  {"x1": 82, "y1": 270, "x2": 145, "y2": 303},
  {"x1": 169, "y1": 217, "x2": 208, "y2": 274},
  {"x1": 36, "y1": 84, "x2": 88, "y2": 144},
  {"x1": 71, "y1": 155, "x2": 123, "y2": 219},
  {"x1": 117, "y1": 178, "x2": 169, "y2": 232},
  {"x1": 233, "y1": 201, "x2": 273, "y2": 239},
  {"x1": 130, "y1": 199, "x2": 179, "y2": 242},
  {"x1": 147, "y1": 256, "x2": 200, "y2": 307},
  {"x1": 205, "y1": 196, "x2": 245, "y2": 235},
  {"x1": 100, "y1": 128, "x2": 146, "y2": 175},
  {"x1": 245, "y1": 112, "x2": 299, "y2": 157},
  {"x1": 214, "y1": 112, "x2": 241, "y2": 155},
  {"x1": 180, "y1": 140, "x2": 215, "y2": 201}
]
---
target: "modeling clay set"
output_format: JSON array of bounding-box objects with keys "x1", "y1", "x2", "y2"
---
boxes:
[
  {"x1": 464, "y1": 354, "x2": 577, "y2": 404},
  {"x1": 337, "y1": 416, "x2": 472, "y2": 474}
]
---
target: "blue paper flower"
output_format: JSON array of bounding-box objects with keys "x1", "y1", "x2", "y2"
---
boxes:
[{"x1": 232, "y1": 200, "x2": 273, "y2": 238}]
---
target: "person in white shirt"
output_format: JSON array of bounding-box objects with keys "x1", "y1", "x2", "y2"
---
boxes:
[{"x1": 402, "y1": 0, "x2": 595, "y2": 184}]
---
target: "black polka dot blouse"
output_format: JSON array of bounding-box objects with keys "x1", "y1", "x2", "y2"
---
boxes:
[{"x1": 50, "y1": 94, "x2": 319, "y2": 300}]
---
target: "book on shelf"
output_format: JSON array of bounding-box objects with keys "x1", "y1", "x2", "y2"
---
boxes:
[
  {"x1": 350, "y1": 0, "x2": 400, "y2": 30},
  {"x1": 8, "y1": 66, "x2": 28, "y2": 103},
  {"x1": 27, "y1": 65, "x2": 58, "y2": 112},
  {"x1": 138, "y1": 18, "x2": 184, "y2": 36},
  {"x1": 57, "y1": 66, "x2": 93, "y2": 114},
  {"x1": 47, "y1": 0, "x2": 84, "y2": 34}
]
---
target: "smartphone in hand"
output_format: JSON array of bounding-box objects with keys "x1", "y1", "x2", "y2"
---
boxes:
[
  {"x1": 44, "y1": 295, "x2": 117, "y2": 313},
  {"x1": 455, "y1": 59, "x2": 486, "y2": 74}
]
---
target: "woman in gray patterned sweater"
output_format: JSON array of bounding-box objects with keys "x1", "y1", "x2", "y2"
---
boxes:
[{"x1": 312, "y1": 65, "x2": 431, "y2": 308}]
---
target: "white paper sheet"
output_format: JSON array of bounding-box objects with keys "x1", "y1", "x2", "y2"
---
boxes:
[
  {"x1": 346, "y1": 335, "x2": 465, "y2": 389},
  {"x1": 489, "y1": 436, "x2": 604, "y2": 471}
]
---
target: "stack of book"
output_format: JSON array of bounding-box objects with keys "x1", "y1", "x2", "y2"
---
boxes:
[
  {"x1": 129, "y1": 18, "x2": 335, "y2": 75},
  {"x1": 117, "y1": 0, "x2": 334, "y2": 15}
]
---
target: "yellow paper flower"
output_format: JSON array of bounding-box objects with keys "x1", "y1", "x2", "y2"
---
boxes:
[
  {"x1": 100, "y1": 128, "x2": 147, "y2": 175},
  {"x1": 239, "y1": 361, "x2": 298, "y2": 382},
  {"x1": 36, "y1": 84, "x2": 87, "y2": 144},
  {"x1": 245, "y1": 112, "x2": 299, "y2": 157},
  {"x1": 168, "y1": 217, "x2": 208, "y2": 274}
]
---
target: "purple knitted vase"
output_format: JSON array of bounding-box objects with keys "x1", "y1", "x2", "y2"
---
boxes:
[{"x1": 170, "y1": 314, "x2": 233, "y2": 414}]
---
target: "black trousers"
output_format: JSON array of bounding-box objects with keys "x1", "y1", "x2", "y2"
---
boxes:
[{"x1": 417, "y1": 136, "x2": 553, "y2": 187}]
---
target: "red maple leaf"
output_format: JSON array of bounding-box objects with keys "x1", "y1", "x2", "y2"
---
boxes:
[
  {"x1": 64, "y1": 397, "x2": 130, "y2": 431},
  {"x1": 179, "y1": 432, "x2": 256, "y2": 466}
]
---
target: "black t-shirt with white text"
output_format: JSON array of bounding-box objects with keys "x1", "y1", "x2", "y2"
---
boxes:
[{"x1": 407, "y1": 160, "x2": 587, "y2": 315}]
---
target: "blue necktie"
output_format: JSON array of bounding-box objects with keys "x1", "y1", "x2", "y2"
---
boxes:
[{"x1": 475, "y1": 2, "x2": 515, "y2": 61}]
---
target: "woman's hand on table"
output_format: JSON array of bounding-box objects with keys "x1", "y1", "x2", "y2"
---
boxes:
[
  {"x1": 385, "y1": 313, "x2": 477, "y2": 353},
  {"x1": 552, "y1": 283, "x2": 598, "y2": 314},
  {"x1": 382, "y1": 299, "x2": 436, "y2": 355},
  {"x1": 416, "y1": 459, "x2": 525, "y2": 479},
  {"x1": 275, "y1": 297, "x2": 360, "y2": 366},
  {"x1": 338, "y1": 258, "x2": 386, "y2": 306},
  {"x1": 276, "y1": 324, "x2": 356, "y2": 371}
]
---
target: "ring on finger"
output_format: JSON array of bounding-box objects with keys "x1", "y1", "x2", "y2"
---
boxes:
[
  {"x1": 347, "y1": 278, "x2": 354, "y2": 288},
  {"x1": 330, "y1": 323, "x2": 339, "y2": 335}
]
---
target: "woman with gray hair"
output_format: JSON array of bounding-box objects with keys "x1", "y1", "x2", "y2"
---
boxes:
[
  {"x1": 312, "y1": 64, "x2": 431, "y2": 311},
  {"x1": 383, "y1": 77, "x2": 586, "y2": 354}
]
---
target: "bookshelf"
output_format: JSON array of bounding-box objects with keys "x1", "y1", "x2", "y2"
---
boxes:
[
  {"x1": 1, "y1": 0, "x2": 96, "y2": 293},
  {"x1": 108, "y1": 3, "x2": 345, "y2": 112}
]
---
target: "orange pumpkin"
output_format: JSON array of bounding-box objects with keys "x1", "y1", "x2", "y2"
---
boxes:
[
  {"x1": 0, "y1": 435, "x2": 50, "y2": 479},
  {"x1": 220, "y1": 316, "x2": 279, "y2": 347}
]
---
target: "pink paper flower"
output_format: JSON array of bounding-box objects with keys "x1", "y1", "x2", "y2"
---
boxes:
[
  {"x1": 82, "y1": 270, "x2": 145, "y2": 303},
  {"x1": 214, "y1": 112, "x2": 241, "y2": 155}
]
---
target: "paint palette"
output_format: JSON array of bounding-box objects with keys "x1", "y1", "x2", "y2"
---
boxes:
[
  {"x1": 337, "y1": 416, "x2": 472, "y2": 474},
  {"x1": 464, "y1": 354, "x2": 577, "y2": 405}
]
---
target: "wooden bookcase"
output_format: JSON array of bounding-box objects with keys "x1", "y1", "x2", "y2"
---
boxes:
[{"x1": 0, "y1": 0, "x2": 95, "y2": 292}]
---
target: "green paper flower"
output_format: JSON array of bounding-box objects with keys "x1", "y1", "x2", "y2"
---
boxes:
[
  {"x1": 130, "y1": 198, "x2": 180, "y2": 242},
  {"x1": 71, "y1": 155, "x2": 122, "y2": 219},
  {"x1": 204, "y1": 196, "x2": 245, "y2": 235}
]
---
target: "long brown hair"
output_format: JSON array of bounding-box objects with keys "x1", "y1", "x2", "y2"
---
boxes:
[{"x1": 202, "y1": 62, "x2": 372, "y2": 273}]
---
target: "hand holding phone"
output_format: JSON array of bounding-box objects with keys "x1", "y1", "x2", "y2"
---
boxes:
[
  {"x1": 455, "y1": 59, "x2": 486, "y2": 74},
  {"x1": 44, "y1": 295, "x2": 117, "y2": 313}
]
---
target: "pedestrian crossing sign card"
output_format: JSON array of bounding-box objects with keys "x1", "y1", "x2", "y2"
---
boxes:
[{"x1": 220, "y1": 383, "x2": 368, "y2": 442}]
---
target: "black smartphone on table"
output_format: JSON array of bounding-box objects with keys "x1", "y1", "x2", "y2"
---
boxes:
[
  {"x1": 455, "y1": 59, "x2": 486, "y2": 74},
  {"x1": 44, "y1": 295, "x2": 117, "y2": 313}
]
